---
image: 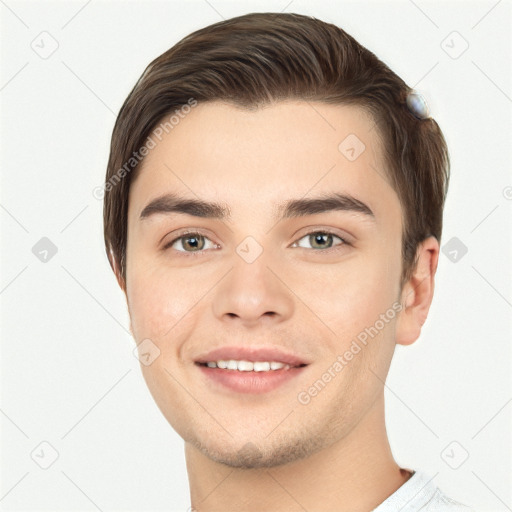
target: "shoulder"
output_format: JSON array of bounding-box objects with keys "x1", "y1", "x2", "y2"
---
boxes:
[{"x1": 372, "y1": 470, "x2": 476, "y2": 512}]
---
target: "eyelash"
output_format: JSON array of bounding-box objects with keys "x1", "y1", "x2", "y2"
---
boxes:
[{"x1": 162, "y1": 229, "x2": 350, "y2": 257}]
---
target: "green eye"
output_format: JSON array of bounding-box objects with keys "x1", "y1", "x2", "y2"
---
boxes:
[
  {"x1": 294, "y1": 231, "x2": 347, "y2": 250},
  {"x1": 163, "y1": 229, "x2": 349, "y2": 257}
]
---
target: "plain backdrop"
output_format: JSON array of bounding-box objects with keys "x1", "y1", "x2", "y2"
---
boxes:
[{"x1": 1, "y1": 1, "x2": 511, "y2": 511}]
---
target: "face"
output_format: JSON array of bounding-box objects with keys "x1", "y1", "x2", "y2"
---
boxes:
[{"x1": 124, "y1": 100, "x2": 404, "y2": 468}]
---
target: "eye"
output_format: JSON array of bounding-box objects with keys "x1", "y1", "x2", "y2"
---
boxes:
[
  {"x1": 291, "y1": 231, "x2": 348, "y2": 251},
  {"x1": 162, "y1": 229, "x2": 349, "y2": 256},
  {"x1": 164, "y1": 232, "x2": 218, "y2": 254}
]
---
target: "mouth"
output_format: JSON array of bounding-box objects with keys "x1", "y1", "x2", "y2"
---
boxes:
[
  {"x1": 195, "y1": 361, "x2": 308, "y2": 371},
  {"x1": 194, "y1": 346, "x2": 310, "y2": 394}
]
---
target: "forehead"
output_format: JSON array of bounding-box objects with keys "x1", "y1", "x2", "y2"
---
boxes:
[{"x1": 128, "y1": 100, "x2": 400, "y2": 225}]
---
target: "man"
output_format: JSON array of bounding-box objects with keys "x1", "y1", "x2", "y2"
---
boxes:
[{"x1": 103, "y1": 12, "x2": 474, "y2": 511}]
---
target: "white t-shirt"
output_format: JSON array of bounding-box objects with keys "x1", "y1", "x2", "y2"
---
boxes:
[{"x1": 372, "y1": 470, "x2": 475, "y2": 511}]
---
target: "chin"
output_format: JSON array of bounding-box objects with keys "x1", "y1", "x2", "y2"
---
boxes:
[{"x1": 189, "y1": 431, "x2": 326, "y2": 469}]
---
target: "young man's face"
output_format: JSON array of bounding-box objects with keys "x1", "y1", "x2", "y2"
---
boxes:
[{"x1": 124, "y1": 100, "x2": 406, "y2": 468}]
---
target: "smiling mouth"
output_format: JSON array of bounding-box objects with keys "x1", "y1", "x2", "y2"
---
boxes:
[
  {"x1": 195, "y1": 359, "x2": 309, "y2": 394},
  {"x1": 195, "y1": 361, "x2": 308, "y2": 372}
]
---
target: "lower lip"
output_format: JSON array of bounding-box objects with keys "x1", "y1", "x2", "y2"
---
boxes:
[{"x1": 196, "y1": 364, "x2": 307, "y2": 394}]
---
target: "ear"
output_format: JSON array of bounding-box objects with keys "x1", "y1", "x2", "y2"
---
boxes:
[
  {"x1": 108, "y1": 247, "x2": 134, "y2": 338},
  {"x1": 109, "y1": 246, "x2": 127, "y2": 293},
  {"x1": 395, "y1": 236, "x2": 440, "y2": 346}
]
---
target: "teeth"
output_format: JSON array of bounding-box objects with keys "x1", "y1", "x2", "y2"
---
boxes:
[
  {"x1": 253, "y1": 361, "x2": 270, "y2": 372},
  {"x1": 237, "y1": 360, "x2": 254, "y2": 371},
  {"x1": 203, "y1": 359, "x2": 291, "y2": 371}
]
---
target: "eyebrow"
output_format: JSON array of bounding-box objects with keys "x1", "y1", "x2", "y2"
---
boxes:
[{"x1": 139, "y1": 192, "x2": 375, "y2": 222}]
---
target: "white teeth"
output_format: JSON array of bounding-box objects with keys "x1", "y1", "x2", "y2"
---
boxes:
[
  {"x1": 237, "y1": 360, "x2": 254, "y2": 371},
  {"x1": 203, "y1": 360, "x2": 291, "y2": 371},
  {"x1": 253, "y1": 362, "x2": 270, "y2": 372}
]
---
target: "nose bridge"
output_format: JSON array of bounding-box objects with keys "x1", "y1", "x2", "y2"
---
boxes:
[{"x1": 211, "y1": 241, "x2": 294, "y2": 325}]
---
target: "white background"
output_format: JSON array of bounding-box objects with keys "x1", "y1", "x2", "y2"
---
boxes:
[{"x1": 1, "y1": 0, "x2": 511, "y2": 510}]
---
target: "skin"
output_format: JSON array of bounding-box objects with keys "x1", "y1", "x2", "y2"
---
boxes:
[{"x1": 114, "y1": 100, "x2": 439, "y2": 511}]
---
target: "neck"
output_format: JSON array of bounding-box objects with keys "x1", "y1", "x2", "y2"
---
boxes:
[{"x1": 185, "y1": 394, "x2": 411, "y2": 512}]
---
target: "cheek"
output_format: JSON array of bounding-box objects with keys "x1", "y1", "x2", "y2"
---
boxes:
[
  {"x1": 126, "y1": 263, "x2": 197, "y2": 341},
  {"x1": 288, "y1": 247, "x2": 401, "y2": 344}
]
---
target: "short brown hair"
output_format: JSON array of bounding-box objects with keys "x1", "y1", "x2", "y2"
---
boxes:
[{"x1": 103, "y1": 12, "x2": 449, "y2": 290}]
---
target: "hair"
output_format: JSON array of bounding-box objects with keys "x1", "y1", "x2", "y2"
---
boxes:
[{"x1": 103, "y1": 12, "x2": 449, "y2": 291}]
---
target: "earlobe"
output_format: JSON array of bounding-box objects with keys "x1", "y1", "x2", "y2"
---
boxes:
[{"x1": 395, "y1": 236, "x2": 440, "y2": 346}]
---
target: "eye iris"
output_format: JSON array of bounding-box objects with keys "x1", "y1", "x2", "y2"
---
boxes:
[
  {"x1": 310, "y1": 233, "x2": 333, "y2": 249},
  {"x1": 183, "y1": 234, "x2": 204, "y2": 251}
]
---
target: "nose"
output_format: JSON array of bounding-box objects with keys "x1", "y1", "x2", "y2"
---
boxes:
[{"x1": 211, "y1": 253, "x2": 294, "y2": 328}]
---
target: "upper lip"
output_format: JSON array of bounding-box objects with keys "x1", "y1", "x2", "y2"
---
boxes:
[{"x1": 195, "y1": 346, "x2": 310, "y2": 367}]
